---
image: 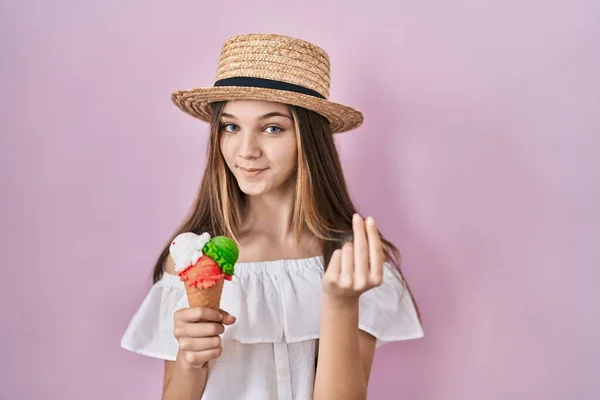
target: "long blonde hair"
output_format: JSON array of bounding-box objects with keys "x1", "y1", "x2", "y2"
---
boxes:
[{"x1": 152, "y1": 101, "x2": 420, "y2": 320}]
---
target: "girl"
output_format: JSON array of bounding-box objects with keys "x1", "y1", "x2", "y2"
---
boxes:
[{"x1": 121, "y1": 33, "x2": 424, "y2": 399}]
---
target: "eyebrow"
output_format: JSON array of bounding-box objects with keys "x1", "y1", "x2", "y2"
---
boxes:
[{"x1": 221, "y1": 111, "x2": 293, "y2": 121}]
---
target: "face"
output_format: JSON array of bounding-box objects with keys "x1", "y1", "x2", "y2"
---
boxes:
[{"x1": 219, "y1": 100, "x2": 298, "y2": 196}]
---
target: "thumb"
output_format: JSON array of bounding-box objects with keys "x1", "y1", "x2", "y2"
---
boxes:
[{"x1": 219, "y1": 309, "x2": 236, "y2": 325}]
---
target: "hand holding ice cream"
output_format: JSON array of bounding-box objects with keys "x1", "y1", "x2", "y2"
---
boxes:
[{"x1": 169, "y1": 232, "x2": 239, "y2": 370}]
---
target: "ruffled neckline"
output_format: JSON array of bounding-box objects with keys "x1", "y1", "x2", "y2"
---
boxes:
[
  {"x1": 161, "y1": 255, "x2": 324, "y2": 285},
  {"x1": 235, "y1": 255, "x2": 322, "y2": 266}
]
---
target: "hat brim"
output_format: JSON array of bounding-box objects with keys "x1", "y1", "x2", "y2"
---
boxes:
[{"x1": 171, "y1": 86, "x2": 363, "y2": 133}]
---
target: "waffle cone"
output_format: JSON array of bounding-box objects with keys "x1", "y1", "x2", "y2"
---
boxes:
[{"x1": 184, "y1": 277, "x2": 224, "y2": 310}]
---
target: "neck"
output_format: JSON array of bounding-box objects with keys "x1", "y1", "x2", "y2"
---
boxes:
[{"x1": 242, "y1": 180, "x2": 297, "y2": 241}]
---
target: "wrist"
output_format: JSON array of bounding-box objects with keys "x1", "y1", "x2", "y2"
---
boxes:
[
  {"x1": 322, "y1": 293, "x2": 360, "y2": 309},
  {"x1": 176, "y1": 351, "x2": 208, "y2": 372}
]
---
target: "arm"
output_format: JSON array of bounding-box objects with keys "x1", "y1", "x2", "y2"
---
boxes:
[
  {"x1": 314, "y1": 214, "x2": 384, "y2": 400},
  {"x1": 314, "y1": 295, "x2": 377, "y2": 400},
  {"x1": 162, "y1": 355, "x2": 208, "y2": 400}
]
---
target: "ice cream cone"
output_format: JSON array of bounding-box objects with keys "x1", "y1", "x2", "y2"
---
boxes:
[
  {"x1": 179, "y1": 256, "x2": 226, "y2": 309},
  {"x1": 170, "y1": 232, "x2": 239, "y2": 311},
  {"x1": 184, "y1": 277, "x2": 224, "y2": 310}
]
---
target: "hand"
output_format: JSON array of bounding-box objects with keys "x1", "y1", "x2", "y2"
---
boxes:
[
  {"x1": 173, "y1": 307, "x2": 236, "y2": 369},
  {"x1": 322, "y1": 214, "x2": 384, "y2": 299}
]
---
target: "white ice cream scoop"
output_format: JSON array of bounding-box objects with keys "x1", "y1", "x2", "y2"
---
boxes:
[{"x1": 169, "y1": 232, "x2": 211, "y2": 272}]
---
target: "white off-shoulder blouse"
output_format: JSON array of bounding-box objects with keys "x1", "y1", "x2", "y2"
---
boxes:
[{"x1": 121, "y1": 256, "x2": 424, "y2": 399}]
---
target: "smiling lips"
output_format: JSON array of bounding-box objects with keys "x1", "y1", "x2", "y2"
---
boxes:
[{"x1": 239, "y1": 167, "x2": 267, "y2": 177}]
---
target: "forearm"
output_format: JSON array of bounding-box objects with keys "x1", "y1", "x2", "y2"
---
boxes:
[
  {"x1": 314, "y1": 294, "x2": 367, "y2": 400},
  {"x1": 162, "y1": 351, "x2": 208, "y2": 400}
]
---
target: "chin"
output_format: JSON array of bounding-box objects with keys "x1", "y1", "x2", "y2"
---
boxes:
[{"x1": 237, "y1": 182, "x2": 269, "y2": 196}]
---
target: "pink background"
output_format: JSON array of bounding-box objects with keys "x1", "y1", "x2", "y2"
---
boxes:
[{"x1": 1, "y1": 0, "x2": 599, "y2": 399}]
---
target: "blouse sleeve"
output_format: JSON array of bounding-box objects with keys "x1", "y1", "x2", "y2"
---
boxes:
[
  {"x1": 120, "y1": 273, "x2": 188, "y2": 361},
  {"x1": 359, "y1": 262, "x2": 424, "y2": 347}
]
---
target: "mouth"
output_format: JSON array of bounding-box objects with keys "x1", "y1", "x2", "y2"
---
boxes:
[{"x1": 238, "y1": 167, "x2": 267, "y2": 177}]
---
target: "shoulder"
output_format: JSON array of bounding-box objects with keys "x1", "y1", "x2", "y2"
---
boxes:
[{"x1": 164, "y1": 254, "x2": 177, "y2": 276}]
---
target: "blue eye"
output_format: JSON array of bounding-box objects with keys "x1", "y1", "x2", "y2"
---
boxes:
[
  {"x1": 221, "y1": 123, "x2": 239, "y2": 132},
  {"x1": 265, "y1": 126, "x2": 282, "y2": 135}
]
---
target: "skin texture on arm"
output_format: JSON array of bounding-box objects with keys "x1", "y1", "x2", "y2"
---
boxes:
[
  {"x1": 314, "y1": 214, "x2": 384, "y2": 400},
  {"x1": 162, "y1": 352, "x2": 208, "y2": 400},
  {"x1": 315, "y1": 296, "x2": 378, "y2": 399},
  {"x1": 358, "y1": 330, "x2": 377, "y2": 386}
]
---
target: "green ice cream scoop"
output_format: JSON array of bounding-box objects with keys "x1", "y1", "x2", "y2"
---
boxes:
[{"x1": 202, "y1": 236, "x2": 239, "y2": 277}]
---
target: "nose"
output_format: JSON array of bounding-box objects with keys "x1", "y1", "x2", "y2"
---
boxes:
[{"x1": 238, "y1": 130, "x2": 262, "y2": 160}]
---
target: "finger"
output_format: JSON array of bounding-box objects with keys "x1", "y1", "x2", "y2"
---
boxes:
[
  {"x1": 352, "y1": 213, "x2": 369, "y2": 287},
  {"x1": 340, "y1": 241, "x2": 354, "y2": 287},
  {"x1": 326, "y1": 248, "x2": 342, "y2": 277},
  {"x1": 176, "y1": 322, "x2": 225, "y2": 339},
  {"x1": 219, "y1": 309, "x2": 237, "y2": 325},
  {"x1": 182, "y1": 347, "x2": 222, "y2": 366},
  {"x1": 179, "y1": 335, "x2": 222, "y2": 352},
  {"x1": 180, "y1": 307, "x2": 223, "y2": 323},
  {"x1": 365, "y1": 217, "x2": 384, "y2": 285}
]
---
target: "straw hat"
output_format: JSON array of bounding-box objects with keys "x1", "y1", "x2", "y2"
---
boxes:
[{"x1": 171, "y1": 33, "x2": 363, "y2": 133}]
